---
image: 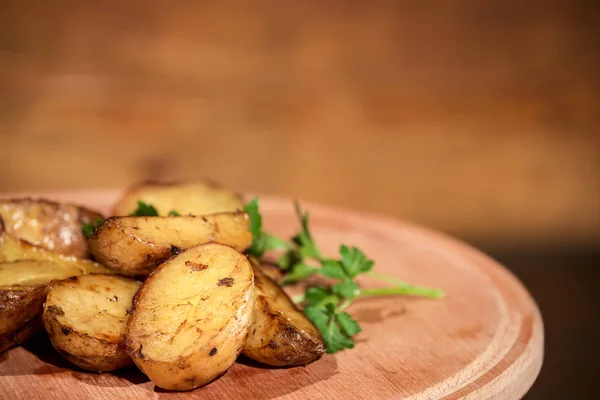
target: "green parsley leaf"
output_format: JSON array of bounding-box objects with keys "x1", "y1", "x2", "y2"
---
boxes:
[
  {"x1": 82, "y1": 218, "x2": 105, "y2": 238},
  {"x1": 335, "y1": 312, "x2": 362, "y2": 336},
  {"x1": 282, "y1": 263, "x2": 317, "y2": 284},
  {"x1": 168, "y1": 210, "x2": 181, "y2": 216},
  {"x1": 244, "y1": 198, "x2": 290, "y2": 257},
  {"x1": 295, "y1": 200, "x2": 310, "y2": 237},
  {"x1": 332, "y1": 281, "x2": 359, "y2": 298},
  {"x1": 244, "y1": 198, "x2": 262, "y2": 235},
  {"x1": 320, "y1": 260, "x2": 346, "y2": 280},
  {"x1": 263, "y1": 234, "x2": 290, "y2": 251},
  {"x1": 130, "y1": 201, "x2": 159, "y2": 216},
  {"x1": 304, "y1": 305, "x2": 356, "y2": 354},
  {"x1": 303, "y1": 306, "x2": 330, "y2": 330},
  {"x1": 247, "y1": 231, "x2": 290, "y2": 258},
  {"x1": 293, "y1": 201, "x2": 323, "y2": 260},
  {"x1": 304, "y1": 286, "x2": 332, "y2": 306},
  {"x1": 298, "y1": 237, "x2": 321, "y2": 259},
  {"x1": 277, "y1": 249, "x2": 302, "y2": 271},
  {"x1": 340, "y1": 245, "x2": 374, "y2": 278}
]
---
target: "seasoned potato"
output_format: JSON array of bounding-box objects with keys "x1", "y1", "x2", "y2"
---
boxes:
[
  {"x1": 112, "y1": 180, "x2": 244, "y2": 216},
  {"x1": 89, "y1": 211, "x2": 252, "y2": 277},
  {"x1": 0, "y1": 260, "x2": 115, "y2": 353},
  {"x1": 126, "y1": 243, "x2": 254, "y2": 390},
  {"x1": 243, "y1": 262, "x2": 324, "y2": 366},
  {"x1": 0, "y1": 198, "x2": 103, "y2": 258},
  {"x1": 256, "y1": 260, "x2": 285, "y2": 283},
  {"x1": 43, "y1": 274, "x2": 141, "y2": 372},
  {"x1": 0, "y1": 283, "x2": 46, "y2": 354},
  {"x1": 0, "y1": 232, "x2": 113, "y2": 273}
]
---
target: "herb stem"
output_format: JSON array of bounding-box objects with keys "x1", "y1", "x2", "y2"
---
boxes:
[
  {"x1": 366, "y1": 271, "x2": 409, "y2": 286},
  {"x1": 291, "y1": 294, "x2": 305, "y2": 304},
  {"x1": 336, "y1": 298, "x2": 354, "y2": 312},
  {"x1": 359, "y1": 286, "x2": 445, "y2": 299},
  {"x1": 316, "y1": 295, "x2": 341, "y2": 308}
]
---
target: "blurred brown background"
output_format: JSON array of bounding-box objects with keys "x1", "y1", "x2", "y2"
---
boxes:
[{"x1": 0, "y1": 1, "x2": 598, "y2": 398}]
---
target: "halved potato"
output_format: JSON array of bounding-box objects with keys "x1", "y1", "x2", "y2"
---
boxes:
[
  {"x1": 126, "y1": 243, "x2": 254, "y2": 390},
  {"x1": 112, "y1": 180, "x2": 244, "y2": 216},
  {"x1": 243, "y1": 262, "x2": 324, "y2": 366},
  {"x1": 0, "y1": 232, "x2": 113, "y2": 274},
  {"x1": 88, "y1": 211, "x2": 252, "y2": 277},
  {"x1": 0, "y1": 198, "x2": 103, "y2": 258},
  {"x1": 0, "y1": 260, "x2": 115, "y2": 353},
  {"x1": 43, "y1": 274, "x2": 141, "y2": 372}
]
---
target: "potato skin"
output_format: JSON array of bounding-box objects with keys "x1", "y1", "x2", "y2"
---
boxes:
[
  {"x1": 88, "y1": 212, "x2": 252, "y2": 277},
  {"x1": 42, "y1": 275, "x2": 141, "y2": 372},
  {"x1": 126, "y1": 243, "x2": 254, "y2": 390},
  {"x1": 0, "y1": 285, "x2": 47, "y2": 353},
  {"x1": 257, "y1": 261, "x2": 285, "y2": 283},
  {"x1": 0, "y1": 198, "x2": 103, "y2": 258},
  {"x1": 0, "y1": 316, "x2": 41, "y2": 354},
  {"x1": 112, "y1": 180, "x2": 244, "y2": 217},
  {"x1": 243, "y1": 263, "x2": 325, "y2": 366}
]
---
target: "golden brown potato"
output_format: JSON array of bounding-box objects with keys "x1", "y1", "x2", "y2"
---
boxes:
[
  {"x1": 0, "y1": 260, "x2": 115, "y2": 353},
  {"x1": 43, "y1": 274, "x2": 141, "y2": 372},
  {"x1": 243, "y1": 262, "x2": 324, "y2": 366},
  {"x1": 0, "y1": 284, "x2": 46, "y2": 354},
  {"x1": 126, "y1": 243, "x2": 254, "y2": 390},
  {"x1": 257, "y1": 260, "x2": 285, "y2": 283},
  {"x1": 112, "y1": 180, "x2": 244, "y2": 216},
  {"x1": 0, "y1": 232, "x2": 113, "y2": 274},
  {"x1": 88, "y1": 211, "x2": 252, "y2": 277},
  {"x1": 0, "y1": 198, "x2": 103, "y2": 258}
]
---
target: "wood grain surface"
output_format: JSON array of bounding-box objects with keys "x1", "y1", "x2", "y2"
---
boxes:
[
  {"x1": 1, "y1": 1, "x2": 599, "y2": 250},
  {"x1": 0, "y1": 190, "x2": 543, "y2": 399}
]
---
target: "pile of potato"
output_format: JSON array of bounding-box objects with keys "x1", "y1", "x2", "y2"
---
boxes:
[{"x1": 0, "y1": 181, "x2": 324, "y2": 391}]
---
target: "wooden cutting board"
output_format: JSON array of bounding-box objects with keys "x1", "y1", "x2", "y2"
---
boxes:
[{"x1": 0, "y1": 190, "x2": 543, "y2": 400}]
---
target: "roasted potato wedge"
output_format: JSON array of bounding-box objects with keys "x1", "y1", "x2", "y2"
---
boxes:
[
  {"x1": 89, "y1": 211, "x2": 252, "y2": 277},
  {"x1": 112, "y1": 180, "x2": 244, "y2": 216},
  {"x1": 0, "y1": 198, "x2": 103, "y2": 258},
  {"x1": 256, "y1": 260, "x2": 285, "y2": 283},
  {"x1": 126, "y1": 243, "x2": 254, "y2": 390},
  {"x1": 0, "y1": 232, "x2": 114, "y2": 273},
  {"x1": 243, "y1": 262, "x2": 324, "y2": 366},
  {"x1": 43, "y1": 274, "x2": 141, "y2": 372},
  {"x1": 0, "y1": 282, "x2": 46, "y2": 354},
  {"x1": 0, "y1": 260, "x2": 115, "y2": 353}
]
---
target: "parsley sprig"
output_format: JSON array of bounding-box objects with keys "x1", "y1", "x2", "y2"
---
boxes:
[
  {"x1": 129, "y1": 201, "x2": 159, "y2": 216},
  {"x1": 244, "y1": 198, "x2": 292, "y2": 257},
  {"x1": 82, "y1": 218, "x2": 105, "y2": 238},
  {"x1": 244, "y1": 198, "x2": 444, "y2": 354},
  {"x1": 129, "y1": 201, "x2": 181, "y2": 217}
]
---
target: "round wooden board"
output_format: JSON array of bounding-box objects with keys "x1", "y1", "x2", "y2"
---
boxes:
[{"x1": 0, "y1": 190, "x2": 543, "y2": 400}]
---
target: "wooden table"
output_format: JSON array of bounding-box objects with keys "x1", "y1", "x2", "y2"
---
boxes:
[{"x1": 0, "y1": 1, "x2": 598, "y2": 251}]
